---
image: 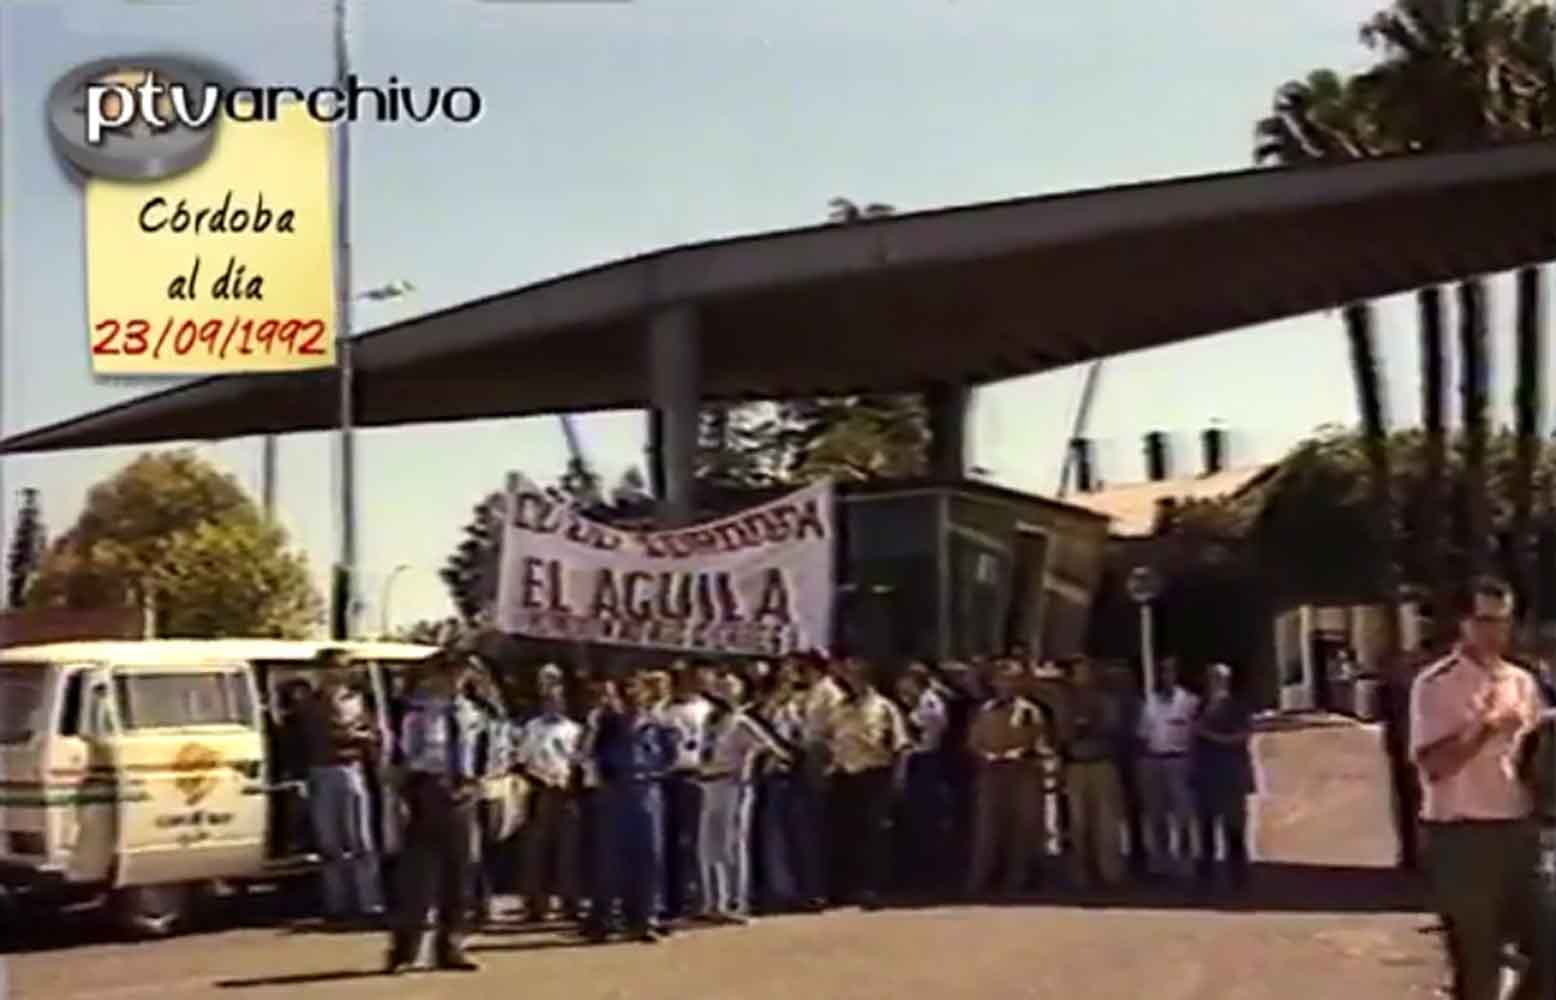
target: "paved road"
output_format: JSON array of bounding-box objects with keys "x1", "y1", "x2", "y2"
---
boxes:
[{"x1": 5, "y1": 718, "x2": 1446, "y2": 999}]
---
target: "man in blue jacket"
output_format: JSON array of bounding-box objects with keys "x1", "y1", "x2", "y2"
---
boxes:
[
  {"x1": 585, "y1": 670, "x2": 678, "y2": 944},
  {"x1": 385, "y1": 653, "x2": 491, "y2": 974}
]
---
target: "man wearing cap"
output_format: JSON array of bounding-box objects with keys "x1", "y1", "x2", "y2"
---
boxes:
[
  {"x1": 385, "y1": 654, "x2": 492, "y2": 974},
  {"x1": 1410, "y1": 576, "x2": 1549, "y2": 1000}
]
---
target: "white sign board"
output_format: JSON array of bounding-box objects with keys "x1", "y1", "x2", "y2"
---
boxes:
[{"x1": 495, "y1": 477, "x2": 835, "y2": 657}]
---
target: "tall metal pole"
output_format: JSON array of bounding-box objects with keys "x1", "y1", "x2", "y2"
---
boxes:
[
  {"x1": 261, "y1": 435, "x2": 277, "y2": 519},
  {"x1": 333, "y1": 0, "x2": 357, "y2": 640},
  {"x1": 1139, "y1": 602, "x2": 1156, "y2": 694}
]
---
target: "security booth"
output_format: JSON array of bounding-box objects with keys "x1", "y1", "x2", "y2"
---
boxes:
[{"x1": 830, "y1": 479, "x2": 1109, "y2": 663}]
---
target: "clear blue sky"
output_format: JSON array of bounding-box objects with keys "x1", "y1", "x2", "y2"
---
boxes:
[{"x1": 0, "y1": 0, "x2": 1542, "y2": 632}]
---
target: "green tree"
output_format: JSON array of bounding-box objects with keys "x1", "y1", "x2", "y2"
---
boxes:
[
  {"x1": 609, "y1": 466, "x2": 652, "y2": 507},
  {"x1": 557, "y1": 457, "x2": 603, "y2": 508},
  {"x1": 26, "y1": 450, "x2": 320, "y2": 637},
  {"x1": 790, "y1": 394, "x2": 930, "y2": 482},
  {"x1": 441, "y1": 490, "x2": 504, "y2": 625},
  {"x1": 1256, "y1": 0, "x2": 1556, "y2": 626},
  {"x1": 6, "y1": 487, "x2": 46, "y2": 609},
  {"x1": 1189, "y1": 425, "x2": 1556, "y2": 605}
]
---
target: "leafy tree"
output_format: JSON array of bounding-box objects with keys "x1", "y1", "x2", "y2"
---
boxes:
[
  {"x1": 557, "y1": 456, "x2": 603, "y2": 508},
  {"x1": 1168, "y1": 425, "x2": 1556, "y2": 609},
  {"x1": 827, "y1": 196, "x2": 895, "y2": 222},
  {"x1": 6, "y1": 487, "x2": 46, "y2": 609},
  {"x1": 789, "y1": 394, "x2": 930, "y2": 482},
  {"x1": 610, "y1": 466, "x2": 652, "y2": 507},
  {"x1": 1256, "y1": 0, "x2": 1556, "y2": 626},
  {"x1": 26, "y1": 450, "x2": 321, "y2": 637},
  {"x1": 395, "y1": 617, "x2": 466, "y2": 646},
  {"x1": 441, "y1": 490, "x2": 505, "y2": 626}
]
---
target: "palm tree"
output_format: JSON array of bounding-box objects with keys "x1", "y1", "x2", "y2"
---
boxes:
[
  {"x1": 1513, "y1": 266, "x2": 1544, "y2": 626},
  {"x1": 827, "y1": 197, "x2": 895, "y2": 223},
  {"x1": 1257, "y1": 0, "x2": 1556, "y2": 628},
  {"x1": 1346, "y1": 301, "x2": 1402, "y2": 657},
  {"x1": 1418, "y1": 286, "x2": 1450, "y2": 618},
  {"x1": 1459, "y1": 279, "x2": 1492, "y2": 574}
]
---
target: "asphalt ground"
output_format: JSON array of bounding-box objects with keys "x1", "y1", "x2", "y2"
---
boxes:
[{"x1": 3, "y1": 717, "x2": 1448, "y2": 999}]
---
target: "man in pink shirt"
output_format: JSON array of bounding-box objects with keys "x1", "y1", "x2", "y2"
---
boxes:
[{"x1": 1409, "y1": 575, "x2": 1548, "y2": 1000}]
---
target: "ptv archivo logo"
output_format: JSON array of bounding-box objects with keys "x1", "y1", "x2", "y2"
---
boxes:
[{"x1": 46, "y1": 55, "x2": 484, "y2": 182}]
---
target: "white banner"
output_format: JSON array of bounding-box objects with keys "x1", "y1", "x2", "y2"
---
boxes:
[{"x1": 495, "y1": 477, "x2": 835, "y2": 657}]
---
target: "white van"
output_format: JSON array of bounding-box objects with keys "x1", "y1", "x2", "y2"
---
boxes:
[{"x1": 0, "y1": 638, "x2": 438, "y2": 936}]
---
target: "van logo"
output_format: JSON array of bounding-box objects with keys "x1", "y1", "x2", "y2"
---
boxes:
[{"x1": 172, "y1": 743, "x2": 221, "y2": 806}]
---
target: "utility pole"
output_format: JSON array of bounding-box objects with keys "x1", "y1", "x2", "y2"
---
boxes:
[{"x1": 332, "y1": 0, "x2": 356, "y2": 640}]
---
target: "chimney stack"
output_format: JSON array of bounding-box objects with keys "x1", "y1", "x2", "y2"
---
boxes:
[
  {"x1": 1069, "y1": 437, "x2": 1096, "y2": 493},
  {"x1": 1201, "y1": 426, "x2": 1226, "y2": 476},
  {"x1": 1143, "y1": 431, "x2": 1169, "y2": 481}
]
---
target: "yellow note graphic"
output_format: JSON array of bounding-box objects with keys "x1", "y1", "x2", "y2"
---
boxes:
[{"x1": 84, "y1": 99, "x2": 336, "y2": 375}]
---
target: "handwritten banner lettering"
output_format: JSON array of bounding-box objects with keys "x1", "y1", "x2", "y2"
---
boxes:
[{"x1": 495, "y1": 478, "x2": 835, "y2": 657}]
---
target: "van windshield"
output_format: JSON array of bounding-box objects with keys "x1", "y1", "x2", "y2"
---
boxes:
[{"x1": 0, "y1": 670, "x2": 48, "y2": 745}]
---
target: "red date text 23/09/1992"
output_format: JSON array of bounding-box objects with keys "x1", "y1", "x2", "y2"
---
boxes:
[{"x1": 92, "y1": 316, "x2": 330, "y2": 361}]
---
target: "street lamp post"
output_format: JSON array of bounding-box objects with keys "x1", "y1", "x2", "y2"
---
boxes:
[
  {"x1": 380, "y1": 563, "x2": 411, "y2": 637},
  {"x1": 1127, "y1": 565, "x2": 1163, "y2": 693}
]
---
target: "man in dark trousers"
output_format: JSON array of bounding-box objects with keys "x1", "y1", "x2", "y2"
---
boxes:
[
  {"x1": 385, "y1": 654, "x2": 490, "y2": 974},
  {"x1": 1410, "y1": 576, "x2": 1549, "y2": 1000},
  {"x1": 585, "y1": 671, "x2": 677, "y2": 943}
]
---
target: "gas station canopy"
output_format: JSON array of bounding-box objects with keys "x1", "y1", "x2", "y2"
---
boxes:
[{"x1": 6, "y1": 141, "x2": 1556, "y2": 455}]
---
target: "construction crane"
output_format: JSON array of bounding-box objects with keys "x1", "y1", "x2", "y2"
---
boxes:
[
  {"x1": 557, "y1": 414, "x2": 601, "y2": 505},
  {"x1": 1056, "y1": 359, "x2": 1104, "y2": 498}
]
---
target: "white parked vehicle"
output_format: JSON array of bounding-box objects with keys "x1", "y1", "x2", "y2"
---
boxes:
[{"x1": 0, "y1": 639, "x2": 437, "y2": 936}]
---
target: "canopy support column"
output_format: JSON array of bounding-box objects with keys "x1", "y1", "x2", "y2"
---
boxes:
[
  {"x1": 925, "y1": 382, "x2": 970, "y2": 480},
  {"x1": 649, "y1": 304, "x2": 702, "y2": 527}
]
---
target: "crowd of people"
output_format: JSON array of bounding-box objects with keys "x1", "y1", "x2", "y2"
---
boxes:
[{"x1": 288, "y1": 646, "x2": 1258, "y2": 974}]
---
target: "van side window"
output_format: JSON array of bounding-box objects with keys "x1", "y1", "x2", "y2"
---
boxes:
[{"x1": 58, "y1": 671, "x2": 84, "y2": 736}]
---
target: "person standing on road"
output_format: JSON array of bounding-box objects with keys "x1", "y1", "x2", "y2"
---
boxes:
[
  {"x1": 826, "y1": 655, "x2": 910, "y2": 910},
  {"x1": 1191, "y1": 662, "x2": 1254, "y2": 890},
  {"x1": 1061, "y1": 656, "x2": 1127, "y2": 889},
  {"x1": 1137, "y1": 657, "x2": 1200, "y2": 878},
  {"x1": 1384, "y1": 636, "x2": 1442, "y2": 873},
  {"x1": 296, "y1": 651, "x2": 386, "y2": 927},
  {"x1": 698, "y1": 672, "x2": 790, "y2": 924},
  {"x1": 796, "y1": 652, "x2": 843, "y2": 909},
  {"x1": 894, "y1": 663, "x2": 951, "y2": 897},
  {"x1": 516, "y1": 678, "x2": 583, "y2": 924},
  {"x1": 586, "y1": 671, "x2": 678, "y2": 943},
  {"x1": 657, "y1": 662, "x2": 713, "y2": 924},
  {"x1": 1410, "y1": 576, "x2": 1550, "y2": 1000},
  {"x1": 965, "y1": 661, "x2": 1047, "y2": 899},
  {"x1": 386, "y1": 654, "x2": 491, "y2": 975}
]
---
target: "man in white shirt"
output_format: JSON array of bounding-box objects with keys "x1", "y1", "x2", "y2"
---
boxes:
[
  {"x1": 1409, "y1": 576, "x2": 1548, "y2": 1000},
  {"x1": 1136, "y1": 657, "x2": 1200, "y2": 877},
  {"x1": 516, "y1": 680, "x2": 583, "y2": 923},
  {"x1": 657, "y1": 663, "x2": 714, "y2": 921}
]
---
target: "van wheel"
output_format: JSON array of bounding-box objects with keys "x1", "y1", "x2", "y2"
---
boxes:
[{"x1": 111, "y1": 884, "x2": 190, "y2": 938}]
